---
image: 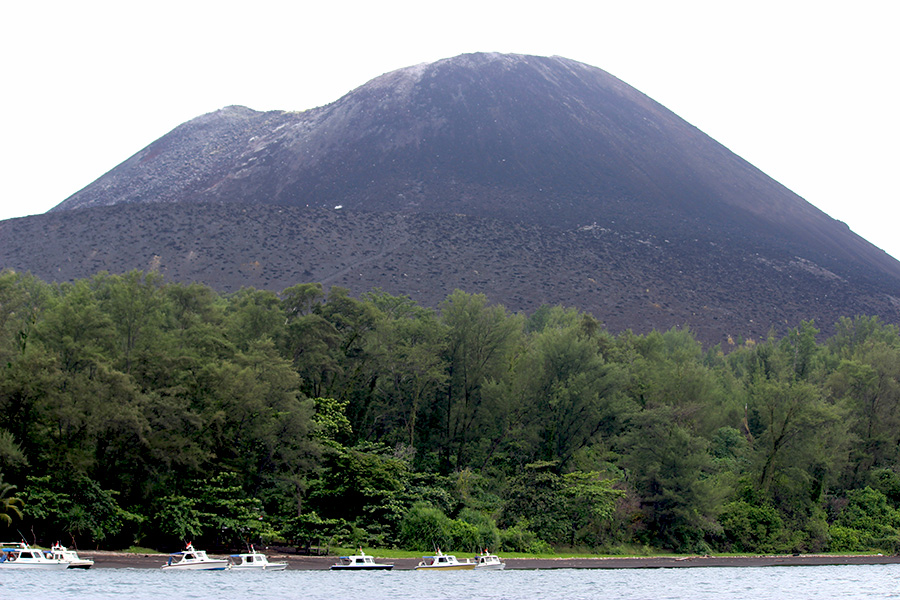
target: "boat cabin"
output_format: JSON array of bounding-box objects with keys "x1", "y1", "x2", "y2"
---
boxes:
[
  {"x1": 421, "y1": 554, "x2": 459, "y2": 566},
  {"x1": 230, "y1": 552, "x2": 266, "y2": 565},
  {"x1": 337, "y1": 555, "x2": 379, "y2": 566},
  {"x1": 3, "y1": 548, "x2": 44, "y2": 561},
  {"x1": 2, "y1": 543, "x2": 43, "y2": 562}
]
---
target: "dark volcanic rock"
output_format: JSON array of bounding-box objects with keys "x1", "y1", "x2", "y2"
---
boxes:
[
  {"x1": 4, "y1": 52, "x2": 900, "y2": 343},
  {"x1": 2, "y1": 202, "x2": 898, "y2": 345},
  {"x1": 51, "y1": 53, "x2": 900, "y2": 282}
]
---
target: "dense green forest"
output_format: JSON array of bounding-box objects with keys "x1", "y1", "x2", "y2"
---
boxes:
[{"x1": 2, "y1": 269, "x2": 900, "y2": 555}]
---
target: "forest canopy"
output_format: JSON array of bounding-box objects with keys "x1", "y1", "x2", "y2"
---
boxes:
[{"x1": 2, "y1": 269, "x2": 900, "y2": 555}]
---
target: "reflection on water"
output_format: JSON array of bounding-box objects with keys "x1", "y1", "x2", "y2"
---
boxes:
[{"x1": 2, "y1": 564, "x2": 899, "y2": 600}]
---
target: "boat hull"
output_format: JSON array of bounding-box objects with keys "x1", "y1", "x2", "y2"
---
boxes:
[
  {"x1": 415, "y1": 564, "x2": 476, "y2": 571},
  {"x1": 0, "y1": 562, "x2": 70, "y2": 570},
  {"x1": 331, "y1": 565, "x2": 394, "y2": 571},
  {"x1": 230, "y1": 563, "x2": 288, "y2": 571},
  {"x1": 162, "y1": 561, "x2": 228, "y2": 571}
]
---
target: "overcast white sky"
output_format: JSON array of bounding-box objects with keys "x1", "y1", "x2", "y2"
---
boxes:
[{"x1": 2, "y1": 1, "x2": 898, "y2": 258}]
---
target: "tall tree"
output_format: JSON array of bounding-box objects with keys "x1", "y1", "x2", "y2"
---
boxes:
[
  {"x1": 363, "y1": 292, "x2": 447, "y2": 447},
  {"x1": 92, "y1": 271, "x2": 167, "y2": 375},
  {"x1": 620, "y1": 407, "x2": 721, "y2": 552},
  {"x1": 828, "y1": 341, "x2": 900, "y2": 486},
  {"x1": 488, "y1": 321, "x2": 629, "y2": 468},
  {"x1": 439, "y1": 290, "x2": 522, "y2": 472}
]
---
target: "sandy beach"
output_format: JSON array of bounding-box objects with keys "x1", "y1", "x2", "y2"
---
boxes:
[{"x1": 77, "y1": 551, "x2": 900, "y2": 570}]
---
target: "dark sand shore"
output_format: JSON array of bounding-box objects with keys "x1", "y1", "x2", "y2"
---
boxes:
[{"x1": 79, "y1": 552, "x2": 900, "y2": 570}]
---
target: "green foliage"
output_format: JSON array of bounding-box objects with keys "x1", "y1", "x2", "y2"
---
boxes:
[
  {"x1": 281, "y1": 511, "x2": 346, "y2": 548},
  {"x1": 312, "y1": 397, "x2": 353, "y2": 446},
  {"x1": 718, "y1": 500, "x2": 784, "y2": 552},
  {"x1": 150, "y1": 473, "x2": 275, "y2": 547},
  {"x1": 498, "y1": 522, "x2": 552, "y2": 553},
  {"x1": 399, "y1": 503, "x2": 500, "y2": 553},
  {"x1": 197, "y1": 472, "x2": 272, "y2": 544},
  {"x1": 439, "y1": 290, "x2": 523, "y2": 472},
  {"x1": 3, "y1": 269, "x2": 900, "y2": 554},
  {"x1": 829, "y1": 486, "x2": 900, "y2": 552},
  {"x1": 500, "y1": 461, "x2": 621, "y2": 549},
  {"x1": 22, "y1": 474, "x2": 141, "y2": 543},
  {"x1": 310, "y1": 443, "x2": 411, "y2": 543},
  {"x1": 0, "y1": 475, "x2": 24, "y2": 527},
  {"x1": 457, "y1": 508, "x2": 501, "y2": 550},
  {"x1": 562, "y1": 471, "x2": 622, "y2": 523},
  {"x1": 870, "y1": 469, "x2": 900, "y2": 504},
  {"x1": 153, "y1": 495, "x2": 204, "y2": 542},
  {"x1": 399, "y1": 503, "x2": 452, "y2": 550},
  {"x1": 0, "y1": 429, "x2": 28, "y2": 474},
  {"x1": 828, "y1": 525, "x2": 864, "y2": 552},
  {"x1": 621, "y1": 408, "x2": 721, "y2": 552}
]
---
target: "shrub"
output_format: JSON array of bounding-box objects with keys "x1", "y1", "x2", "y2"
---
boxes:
[
  {"x1": 499, "y1": 522, "x2": 552, "y2": 554},
  {"x1": 828, "y1": 525, "x2": 863, "y2": 552},
  {"x1": 399, "y1": 503, "x2": 451, "y2": 551},
  {"x1": 718, "y1": 500, "x2": 784, "y2": 553},
  {"x1": 457, "y1": 508, "x2": 501, "y2": 551}
]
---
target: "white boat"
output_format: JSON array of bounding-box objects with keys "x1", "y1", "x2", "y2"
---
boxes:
[
  {"x1": 47, "y1": 543, "x2": 94, "y2": 569},
  {"x1": 330, "y1": 550, "x2": 393, "y2": 570},
  {"x1": 472, "y1": 550, "x2": 505, "y2": 570},
  {"x1": 0, "y1": 542, "x2": 69, "y2": 570},
  {"x1": 227, "y1": 546, "x2": 287, "y2": 571},
  {"x1": 415, "y1": 549, "x2": 476, "y2": 571},
  {"x1": 162, "y1": 543, "x2": 228, "y2": 570}
]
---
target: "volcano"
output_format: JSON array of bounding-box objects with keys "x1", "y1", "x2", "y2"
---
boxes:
[{"x1": 3, "y1": 52, "x2": 898, "y2": 344}]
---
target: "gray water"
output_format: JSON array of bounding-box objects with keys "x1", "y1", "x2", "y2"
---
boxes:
[{"x1": 2, "y1": 564, "x2": 899, "y2": 599}]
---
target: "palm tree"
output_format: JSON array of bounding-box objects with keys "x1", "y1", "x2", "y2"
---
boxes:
[{"x1": 0, "y1": 476, "x2": 24, "y2": 527}]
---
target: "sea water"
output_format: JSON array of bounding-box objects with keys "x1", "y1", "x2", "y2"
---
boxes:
[{"x1": 2, "y1": 564, "x2": 899, "y2": 599}]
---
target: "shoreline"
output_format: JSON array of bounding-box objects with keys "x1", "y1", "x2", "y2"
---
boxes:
[{"x1": 77, "y1": 551, "x2": 900, "y2": 570}]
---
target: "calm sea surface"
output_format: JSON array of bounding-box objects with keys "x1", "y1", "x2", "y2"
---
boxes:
[{"x1": 2, "y1": 564, "x2": 899, "y2": 599}]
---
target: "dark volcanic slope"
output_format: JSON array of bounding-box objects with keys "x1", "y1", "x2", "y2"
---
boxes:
[
  {"x1": 7, "y1": 52, "x2": 900, "y2": 343},
  {"x1": 52, "y1": 53, "x2": 900, "y2": 285},
  {"x1": 3, "y1": 202, "x2": 899, "y2": 345}
]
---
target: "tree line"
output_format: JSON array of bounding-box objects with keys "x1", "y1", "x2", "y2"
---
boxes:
[{"x1": 2, "y1": 269, "x2": 900, "y2": 555}]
